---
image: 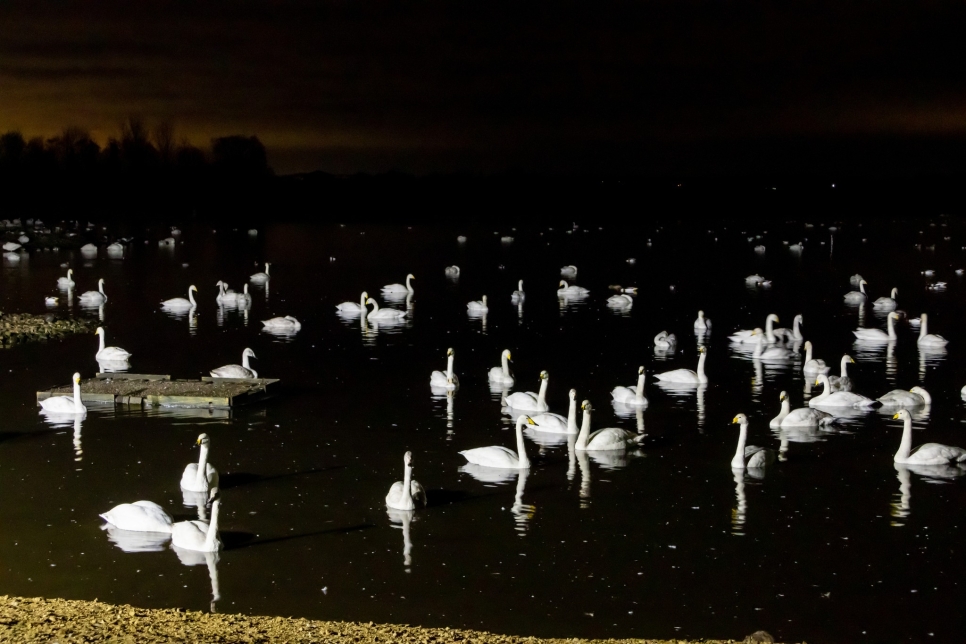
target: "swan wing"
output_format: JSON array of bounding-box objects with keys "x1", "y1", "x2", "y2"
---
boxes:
[
  {"x1": 782, "y1": 408, "x2": 831, "y2": 427},
  {"x1": 744, "y1": 446, "x2": 775, "y2": 468},
  {"x1": 210, "y1": 365, "x2": 254, "y2": 378},
  {"x1": 585, "y1": 428, "x2": 642, "y2": 451},
  {"x1": 528, "y1": 412, "x2": 570, "y2": 433},
  {"x1": 654, "y1": 369, "x2": 698, "y2": 383},
  {"x1": 459, "y1": 446, "x2": 521, "y2": 468},
  {"x1": 100, "y1": 502, "x2": 173, "y2": 533},
  {"x1": 504, "y1": 392, "x2": 539, "y2": 410},
  {"x1": 171, "y1": 520, "x2": 209, "y2": 550},
  {"x1": 410, "y1": 480, "x2": 428, "y2": 506},
  {"x1": 908, "y1": 443, "x2": 966, "y2": 465}
]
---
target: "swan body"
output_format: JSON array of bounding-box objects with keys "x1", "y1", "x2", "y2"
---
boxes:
[
  {"x1": 444, "y1": 265, "x2": 460, "y2": 277},
  {"x1": 171, "y1": 498, "x2": 222, "y2": 552},
  {"x1": 745, "y1": 274, "x2": 765, "y2": 285},
  {"x1": 210, "y1": 348, "x2": 257, "y2": 379},
  {"x1": 386, "y1": 451, "x2": 428, "y2": 510},
  {"x1": 39, "y1": 372, "x2": 86, "y2": 414},
  {"x1": 557, "y1": 280, "x2": 589, "y2": 297},
  {"x1": 873, "y1": 287, "x2": 898, "y2": 311},
  {"x1": 654, "y1": 331, "x2": 677, "y2": 349},
  {"x1": 892, "y1": 409, "x2": 966, "y2": 465},
  {"x1": 100, "y1": 501, "x2": 172, "y2": 533},
  {"x1": 560, "y1": 265, "x2": 577, "y2": 278},
  {"x1": 654, "y1": 347, "x2": 708, "y2": 384},
  {"x1": 487, "y1": 349, "x2": 514, "y2": 386},
  {"x1": 769, "y1": 392, "x2": 834, "y2": 429},
  {"x1": 382, "y1": 273, "x2": 415, "y2": 294},
  {"x1": 693, "y1": 310, "x2": 711, "y2": 331},
  {"x1": 430, "y1": 348, "x2": 459, "y2": 390},
  {"x1": 460, "y1": 415, "x2": 535, "y2": 468},
  {"x1": 752, "y1": 329, "x2": 792, "y2": 361},
  {"x1": 504, "y1": 371, "x2": 549, "y2": 412},
  {"x1": 606, "y1": 294, "x2": 633, "y2": 308},
  {"x1": 336, "y1": 291, "x2": 369, "y2": 313},
  {"x1": 878, "y1": 387, "x2": 932, "y2": 408},
  {"x1": 78, "y1": 278, "x2": 107, "y2": 304},
  {"x1": 94, "y1": 327, "x2": 131, "y2": 361},
  {"x1": 215, "y1": 281, "x2": 235, "y2": 304},
  {"x1": 802, "y1": 341, "x2": 829, "y2": 375},
  {"x1": 233, "y1": 283, "x2": 252, "y2": 306},
  {"x1": 810, "y1": 375, "x2": 880, "y2": 409},
  {"x1": 575, "y1": 401, "x2": 644, "y2": 451},
  {"x1": 181, "y1": 433, "x2": 219, "y2": 493},
  {"x1": 57, "y1": 268, "x2": 74, "y2": 287},
  {"x1": 529, "y1": 389, "x2": 578, "y2": 434},
  {"x1": 730, "y1": 314, "x2": 779, "y2": 344},
  {"x1": 731, "y1": 414, "x2": 775, "y2": 469},
  {"x1": 844, "y1": 279, "x2": 868, "y2": 303},
  {"x1": 45, "y1": 297, "x2": 58, "y2": 305},
  {"x1": 854, "y1": 312, "x2": 898, "y2": 342},
  {"x1": 611, "y1": 367, "x2": 648, "y2": 407},
  {"x1": 917, "y1": 313, "x2": 948, "y2": 347},
  {"x1": 250, "y1": 262, "x2": 271, "y2": 283},
  {"x1": 366, "y1": 297, "x2": 407, "y2": 320},
  {"x1": 467, "y1": 295, "x2": 488, "y2": 312},
  {"x1": 511, "y1": 280, "x2": 525, "y2": 303},
  {"x1": 262, "y1": 315, "x2": 301, "y2": 329},
  {"x1": 828, "y1": 355, "x2": 854, "y2": 392},
  {"x1": 162, "y1": 285, "x2": 198, "y2": 309}
]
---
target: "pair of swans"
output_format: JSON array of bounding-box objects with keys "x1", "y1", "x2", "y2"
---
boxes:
[
  {"x1": 94, "y1": 327, "x2": 131, "y2": 361},
  {"x1": 467, "y1": 295, "x2": 488, "y2": 312},
  {"x1": 511, "y1": 281, "x2": 525, "y2": 303},
  {"x1": 488, "y1": 349, "x2": 514, "y2": 386},
  {"x1": 386, "y1": 451, "x2": 428, "y2": 510},
  {"x1": 557, "y1": 280, "x2": 589, "y2": 297},
  {"x1": 653, "y1": 347, "x2": 708, "y2": 384},
  {"x1": 611, "y1": 367, "x2": 648, "y2": 407},
  {"x1": 250, "y1": 262, "x2": 270, "y2": 284},
  {"x1": 211, "y1": 348, "x2": 257, "y2": 378},
  {"x1": 892, "y1": 409, "x2": 966, "y2": 466},
  {"x1": 78, "y1": 278, "x2": 108, "y2": 304},
  {"x1": 769, "y1": 391, "x2": 835, "y2": 429},
  {"x1": 383, "y1": 274, "x2": 415, "y2": 295},
  {"x1": 444, "y1": 265, "x2": 460, "y2": 278},
  {"x1": 100, "y1": 490, "x2": 223, "y2": 552},
  {"x1": 731, "y1": 414, "x2": 776, "y2": 469},
  {"x1": 162, "y1": 285, "x2": 198, "y2": 309},
  {"x1": 40, "y1": 372, "x2": 86, "y2": 414},
  {"x1": 854, "y1": 312, "x2": 899, "y2": 342},
  {"x1": 216, "y1": 281, "x2": 251, "y2": 306},
  {"x1": 430, "y1": 348, "x2": 459, "y2": 390},
  {"x1": 802, "y1": 345, "x2": 852, "y2": 391},
  {"x1": 504, "y1": 371, "x2": 549, "y2": 412},
  {"x1": 810, "y1": 374, "x2": 879, "y2": 409}
]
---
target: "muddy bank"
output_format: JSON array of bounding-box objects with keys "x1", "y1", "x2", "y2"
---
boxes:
[
  {"x1": 0, "y1": 596, "x2": 789, "y2": 644},
  {"x1": 0, "y1": 312, "x2": 93, "y2": 348}
]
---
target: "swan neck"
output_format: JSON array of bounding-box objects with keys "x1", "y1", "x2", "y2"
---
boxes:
[
  {"x1": 501, "y1": 352, "x2": 509, "y2": 376},
  {"x1": 515, "y1": 417, "x2": 529, "y2": 467},
  {"x1": 804, "y1": 344, "x2": 812, "y2": 362},
  {"x1": 401, "y1": 460, "x2": 413, "y2": 506},
  {"x1": 576, "y1": 409, "x2": 591, "y2": 449},
  {"x1": 765, "y1": 316, "x2": 775, "y2": 339},
  {"x1": 99, "y1": 281, "x2": 105, "y2": 295},
  {"x1": 406, "y1": 275, "x2": 413, "y2": 292},
  {"x1": 841, "y1": 357, "x2": 849, "y2": 376},
  {"x1": 537, "y1": 377, "x2": 548, "y2": 405},
  {"x1": 896, "y1": 418, "x2": 913, "y2": 461},
  {"x1": 567, "y1": 396, "x2": 577, "y2": 431},
  {"x1": 98, "y1": 332, "x2": 106, "y2": 353},
  {"x1": 732, "y1": 423, "x2": 748, "y2": 468},
  {"x1": 780, "y1": 398, "x2": 790, "y2": 417},
  {"x1": 371, "y1": 300, "x2": 380, "y2": 313},
  {"x1": 242, "y1": 352, "x2": 251, "y2": 370},
  {"x1": 888, "y1": 314, "x2": 896, "y2": 339},
  {"x1": 73, "y1": 379, "x2": 82, "y2": 408},
  {"x1": 919, "y1": 317, "x2": 927, "y2": 338},
  {"x1": 446, "y1": 353, "x2": 454, "y2": 379},
  {"x1": 793, "y1": 317, "x2": 801, "y2": 336},
  {"x1": 205, "y1": 502, "x2": 220, "y2": 548},
  {"x1": 197, "y1": 443, "x2": 210, "y2": 487},
  {"x1": 188, "y1": 288, "x2": 196, "y2": 306},
  {"x1": 697, "y1": 351, "x2": 708, "y2": 381},
  {"x1": 635, "y1": 373, "x2": 645, "y2": 397}
]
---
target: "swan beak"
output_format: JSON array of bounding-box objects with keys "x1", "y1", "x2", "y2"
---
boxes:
[
  {"x1": 850, "y1": 358, "x2": 855, "y2": 363},
  {"x1": 526, "y1": 416, "x2": 538, "y2": 426},
  {"x1": 779, "y1": 393, "x2": 785, "y2": 401},
  {"x1": 195, "y1": 437, "x2": 201, "y2": 445},
  {"x1": 814, "y1": 379, "x2": 820, "y2": 386},
  {"x1": 751, "y1": 330, "x2": 757, "y2": 335},
  {"x1": 507, "y1": 353, "x2": 512, "y2": 361},
  {"x1": 892, "y1": 413, "x2": 901, "y2": 420},
  {"x1": 731, "y1": 416, "x2": 739, "y2": 424}
]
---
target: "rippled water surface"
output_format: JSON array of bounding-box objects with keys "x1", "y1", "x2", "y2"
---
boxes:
[{"x1": 1, "y1": 219, "x2": 965, "y2": 642}]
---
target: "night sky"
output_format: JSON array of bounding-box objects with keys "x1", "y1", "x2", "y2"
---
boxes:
[{"x1": 2, "y1": 1, "x2": 965, "y2": 175}]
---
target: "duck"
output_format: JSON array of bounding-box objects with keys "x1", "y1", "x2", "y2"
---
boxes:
[
  {"x1": 382, "y1": 274, "x2": 415, "y2": 295},
  {"x1": 557, "y1": 280, "x2": 589, "y2": 297},
  {"x1": 366, "y1": 298, "x2": 407, "y2": 320},
  {"x1": 611, "y1": 366, "x2": 648, "y2": 407},
  {"x1": 917, "y1": 313, "x2": 948, "y2": 347},
  {"x1": 57, "y1": 268, "x2": 75, "y2": 287},
  {"x1": 162, "y1": 285, "x2": 198, "y2": 309},
  {"x1": 100, "y1": 501, "x2": 172, "y2": 533},
  {"x1": 504, "y1": 371, "x2": 550, "y2": 412},
  {"x1": 654, "y1": 331, "x2": 677, "y2": 349},
  {"x1": 385, "y1": 451, "x2": 428, "y2": 510},
  {"x1": 78, "y1": 278, "x2": 108, "y2": 304},
  {"x1": 172, "y1": 497, "x2": 222, "y2": 552},
  {"x1": 488, "y1": 349, "x2": 514, "y2": 386},
  {"x1": 654, "y1": 347, "x2": 708, "y2": 384},
  {"x1": 39, "y1": 372, "x2": 86, "y2": 414},
  {"x1": 430, "y1": 348, "x2": 459, "y2": 390},
  {"x1": 892, "y1": 409, "x2": 966, "y2": 466},
  {"x1": 809, "y1": 374, "x2": 880, "y2": 409},
  {"x1": 250, "y1": 262, "x2": 271, "y2": 284},
  {"x1": 853, "y1": 312, "x2": 899, "y2": 342},
  {"x1": 529, "y1": 389, "x2": 578, "y2": 434},
  {"x1": 693, "y1": 310, "x2": 712, "y2": 331},
  {"x1": 210, "y1": 348, "x2": 257, "y2": 378},
  {"x1": 511, "y1": 280, "x2": 525, "y2": 303},
  {"x1": 769, "y1": 391, "x2": 835, "y2": 429},
  {"x1": 336, "y1": 291, "x2": 369, "y2": 314},
  {"x1": 262, "y1": 315, "x2": 301, "y2": 329},
  {"x1": 873, "y1": 287, "x2": 898, "y2": 311},
  {"x1": 878, "y1": 387, "x2": 932, "y2": 409},
  {"x1": 181, "y1": 434, "x2": 219, "y2": 493},
  {"x1": 844, "y1": 279, "x2": 868, "y2": 303},
  {"x1": 802, "y1": 341, "x2": 829, "y2": 375},
  {"x1": 467, "y1": 295, "x2": 488, "y2": 312},
  {"x1": 94, "y1": 327, "x2": 131, "y2": 361},
  {"x1": 730, "y1": 314, "x2": 779, "y2": 344},
  {"x1": 575, "y1": 401, "x2": 645, "y2": 451},
  {"x1": 828, "y1": 355, "x2": 855, "y2": 392},
  {"x1": 459, "y1": 415, "x2": 536, "y2": 469},
  {"x1": 730, "y1": 414, "x2": 776, "y2": 469}
]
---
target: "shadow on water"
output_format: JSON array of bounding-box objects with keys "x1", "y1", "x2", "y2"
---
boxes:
[
  {"x1": 224, "y1": 523, "x2": 376, "y2": 550},
  {"x1": 218, "y1": 466, "x2": 345, "y2": 490}
]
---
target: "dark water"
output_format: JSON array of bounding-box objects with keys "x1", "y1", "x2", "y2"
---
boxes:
[{"x1": 1, "y1": 219, "x2": 965, "y2": 643}]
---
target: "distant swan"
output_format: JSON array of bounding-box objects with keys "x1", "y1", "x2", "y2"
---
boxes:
[
  {"x1": 769, "y1": 391, "x2": 834, "y2": 429},
  {"x1": 172, "y1": 497, "x2": 222, "y2": 552},
  {"x1": 844, "y1": 279, "x2": 868, "y2": 303},
  {"x1": 606, "y1": 294, "x2": 633, "y2": 308},
  {"x1": 100, "y1": 501, "x2": 172, "y2": 533},
  {"x1": 215, "y1": 281, "x2": 235, "y2": 304},
  {"x1": 210, "y1": 348, "x2": 257, "y2": 379},
  {"x1": 557, "y1": 280, "x2": 589, "y2": 297},
  {"x1": 504, "y1": 371, "x2": 549, "y2": 412},
  {"x1": 430, "y1": 348, "x2": 459, "y2": 390},
  {"x1": 654, "y1": 331, "x2": 677, "y2": 349},
  {"x1": 853, "y1": 312, "x2": 898, "y2": 342},
  {"x1": 802, "y1": 341, "x2": 829, "y2": 375},
  {"x1": 560, "y1": 265, "x2": 577, "y2": 278},
  {"x1": 366, "y1": 297, "x2": 407, "y2": 320},
  {"x1": 162, "y1": 285, "x2": 198, "y2": 309},
  {"x1": 892, "y1": 409, "x2": 966, "y2": 465},
  {"x1": 810, "y1": 374, "x2": 880, "y2": 409},
  {"x1": 262, "y1": 315, "x2": 301, "y2": 329},
  {"x1": 57, "y1": 268, "x2": 74, "y2": 287},
  {"x1": 873, "y1": 287, "x2": 898, "y2": 311},
  {"x1": 39, "y1": 372, "x2": 86, "y2": 414},
  {"x1": 529, "y1": 388, "x2": 578, "y2": 434},
  {"x1": 575, "y1": 401, "x2": 645, "y2": 451},
  {"x1": 94, "y1": 327, "x2": 131, "y2": 361},
  {"x1": 460, "y1": 415, "x2": 536, "y2": 469},
  {"x1": 250, "y1": 262, "x2": 270, "y2": 284},
  {"x1": 181, "y1": 433, "x2": 219, "y2": 493},
  {"x1": 654, "y1": 347, "x2": 708, "y2": 384},
  {"x1": 78, "y1": 279, "x2": 107, "y2": 304},
  {"x1": 386, "y1": 451, "x2": 428, "y2": 510},
  {"x1": 382, "y1": 273, "x2": 415, "y2": 295},
  {"x1": 611, "y1": 366, "x2": 647, "y2": 407},
  {"x1": 511, "y1": 280, "x2": 525, "y2": 303},
  {"x1": 878, "y1": 387, "x2": 932, "y2": 409},
  {"x1": 693, "y1": 310, "x2": 711, "y2": 331},
  {"x1": 467, "y1": 295, "x2": 488, "y2": 312},
  {"x1": 488, "y1": 349, "x2": 514, "y2": 386},
  {"x1": 336, "y1": 291, "x2": 369, "y2": 314},
  {"x1": 444, "y1": 265, "x2": 460, "y2": 277},
  {"x1": 730, "y1": 413, "x2": 775, "y2": 469},
  {"x1": 917, "y1": 313, "x2": 948, "y2": 347},
  {"x1": 730, "y1": 314, "x2": 779, "y2": 344}
]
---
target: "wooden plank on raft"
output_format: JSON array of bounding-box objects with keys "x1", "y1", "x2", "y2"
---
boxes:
[{"x1": 96, "y1": 373, "x2": 171, "y2": 381}]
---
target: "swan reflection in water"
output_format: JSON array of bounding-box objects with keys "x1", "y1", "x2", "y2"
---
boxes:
[
  {"x1": 386, "y1": 509, "x2": 417, "y2": 569},
  {"x1": 467, "y1": 308, "x2": 487, "y2": 333},
  {"x1": 458, "y1": 464, "x2": 534, "y2": 536},
  {"x1": 173, "y1": 547, "x2": 221, "y2": 613},
  {"x1": 430, "y1": 388, "x2": 455, "y2": 434},
  {"x1": 731, "y1": 467, "x2": 767, "y2": 535},
  {"x1": 102, "y1": 524, "x2": 171, "y2": 553},
  {"x1": 654, "y1": 382, "x2": 707, "y2": 430},
  {"x1": 891, "y1": 462, "x2": 966, "y2": 525},
  {"x1": 41, "y1": 412, "x2": 86, "y2": 464},
  {"x1": 571, "y1": 433, "x2": 641, "y2": 508},
  {"x1": 97, "y1": 358, "x2": 131, "y2": 374},
  {"x1": 918, "y1": 345, "x2": 947, "y2": 380}
]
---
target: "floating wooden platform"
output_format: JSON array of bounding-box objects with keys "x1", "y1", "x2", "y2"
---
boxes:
[{"x1": 37, "y1": 373, "x2": 279, "y2": 409}]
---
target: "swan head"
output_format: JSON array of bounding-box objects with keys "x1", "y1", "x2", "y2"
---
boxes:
[
  {"x1": 404, "y1": 451, "x2": 413, "y2": 466},
  {"x1": 72, "y1": 372, "x2": 81, "y2": 384},
  {"x1": 481, "y1": 295, "x2": 487, "y2": 304},
  {"x1": 569, "y1": 388, "x2": 576, "y2": 400},
  {"x1": 637, "y1": 366, "x2": 644, "y2": 375},
  {"x1": 67, "y1": 269, "x2": 72, "y2": 277},
  {"x1": 890, "y1": 312, "x2": 899, "y2": 320},
  {"x1": 732, "y1": 413, "x2": 748, "y2": 425},
  {"x1": 98, "y1": 278, "x2": 105, "y2": 287},
  {"x1": 795, "y1": 314, "x2": 803, "y2": 323},
  {"x1": 698, "y1": 346, "x2": 706, "y2": 354},
  {"x1": 243, "y1": 348, "x2": 256, "y2": 359},
  {"x1": 196, "y1": 433, "x2": 210, "y2": 447},
  {"x1": 559, "y1": 280, "x2": 567, "y2": 288},
  {"x1": 503, "y1": 349, "x2": 512, "y2": 360},
  {"x1": 189, "y1": 285, "x2": 198, "y2": 293},
  {"x1": 892, "y1": 287, "x2": 898, "y2": 297},
  {"x1": 767, "y1": 314, "x2": 779, "y2": 323},
  {"x1": 526, "y1": 416, "x2": 538, "y2": 427},
  {"x1": 539, "y1": 370, "x2": 549, "y2": 380},
  {"x1": 910, "y1": 386, "x2": 930, "y2": 402},
  {"x1": 751, "y1": 328, "x2": 763, "y2": 336},
  {"x1": 365, "y1": 298, "x2": 375, "y2": 305},
  {"x1": 779, "y1": 391, "x2": 787, "y2": 402},
  {"x1": 846, "y1": 355, "x2": 855, "y2": 364},
  {"x1": 94, "y1": 327, "x2": 103, "y2": 336},
  {"x1": 581, "y1": 400, "x2": 592, "y2": 411},
  {"x1": 804, "y1": 340, "x2": 812, "y2": 351},
  {"x1": 893, "y1": 409, "x2": 911, "y2": 421},
  {"x1": 697, "y1": 310, "x2": 704, "y2": 318},
  {"x1": 860, "y1": 279, "x2": 868, "y2": 286},
  {"x1": 208, "y1": 487, "x2": 220, "y2": 502},
  {"x1": 407, "y1": 273, "x2": 415, "y2": 280},
  {"x1": 285, "y1": 316, "x2": 299, "y2": 323},
  {"x1": 446, "y1": 347, "x2": 454, "y2": 356}
]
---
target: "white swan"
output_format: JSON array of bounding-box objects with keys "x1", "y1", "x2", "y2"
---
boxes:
[
  {"x1": 693, "y1": 310, "x2": 711, "y2": 331},
  {"x1": 529, "y1": 388, "x2": 578, "y2": 434},
  {"x1": 385, "y1": 451, "x2": 428, "y2": 511},
  {"x1": 511, "y1": 280, "x2": 525, "y2": 303},
  {"x1": 809, "y1": 374, "x2": 880, "y2": 409},
  {"x1": 575, "y1": 401, "x2": 644, "y2": 451},
  {"x1": 654, "y1": 347, "x2": 708, "y2": 384},
  {"x1": 250, "y1": 262, "x2": 270, "y2": 284},
  {"x1": 180, "y1": 433, "x2": 219, "y2": 493},
  {"x1": 94, "y1": 327, "x2": 131, "y2": 361},
  {"x1": 78, "y1": 278, "x2": 107, "y2": 304},
  {"x1": 849, "y1": 274, "x2": 865, "y2": 287},
  {"x1": 460, "y1": 415, "x2": 535, "y2": 468},
  {"x1": 172, "y1": 497, "x2": 222, "y2": 552},
  {"x1": 45, "y1": 296, "x2": 59, "y2": 306},
  {"x1": 873, "y1": 287, "x2": 898, "y2": 311},
  {"x1": 366, "y1": 297, "x2": 407, "y2": 320},
  {"x1": 210, "y1": 348, "x2": 257, "y2": 378},
  {"x1": 262, "y1": 315, "x2": 301, "y2": 329},
  {"x1": 488, "y1": 349, "x2": 514, "y2": 386},
  {"x1": 654, "y1": 331, "x2": 677, "y2": 349},
  {"x1": 504, "y1": 371, "x2": 549, "y2": 412},
  {"x1": 39, "y1": 372, "x2": 86, "y2": 414},
  {"x1": 233, "y1": 283, "x2": 252, "y2": 306},
  {"x1": 560, "y1": 265, "x2": 577, "y2": 278},
  {"x1": 730, "y1": 414, "x2": 775, "y2": 469},
  {"x1": 730, "y1": 313, "x2": 779, "y2": 344},
  {"x1": 606, "y1": 294, "x2": 634, "y2": 308},
  {"x1": 802, "y1": 341, "x2": 829, "y2": 375},
  {"x1": 444, "y1": 265, "x2": 460, "y2": 277},
  {"x1": 557, "y1": 280, "x2": 589, "y2": 297},
  {"x1": 853, "y1": 311, "x2": 898, "y2": 342},
  {"x1": 611, "y1": 366, "x2": 648, "y2": 407},
  {"x1": 430, "y1": 348, "x2": 459, "y2": 390},
  {"x1": 336, "y1": 291, "x2": 369, "y2": 314},
  {"x1": 745, "y1": 274, "x2": 765, "y2": 285},
  {"x1": 774, "y1": 314, "x2": 803, "y2": 342},
  {"x1": 769, "y1": 391, "x2": 834, "y2": 429},
  {"x1": 917, "y1": 313, "x2": 948, "y2": 347},
  {"x1": 57, "y1": 268, "x2": 74, "y2": 287},
  {"x1": 752, "y1": 329, "x2": 792, "y2": 361},
  {"x1": 878, "y1": 387, "x2": 932, "y2": 409},
  {"x1": 828, "y1": 355, "x2": 855, "y2": 392},
  {"x1": 844, "y1": 279, "x2": 868, "y2": 303},
  {"x1": 892, "y1": 409, "x2": 966, "y2": 465},
  {"x1": 162, "y1": 285, "x2": 198, "y2": 309},
  {"x1": 100, "y1": 501, "x2": 172, "y2": 533},
  {"x1": 467, "y1": 295, "x2": 488, "y2": 312},
  {"x1": 382, "y1": 273, "x2": 415, "y2": 295},
  {"x1": 215, "y1": 281, "x2": 235, "y2": 304}
]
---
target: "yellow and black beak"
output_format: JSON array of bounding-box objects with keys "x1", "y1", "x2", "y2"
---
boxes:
[{"x1": 892, "y1": 412, "x2": 901, "y2": 420}]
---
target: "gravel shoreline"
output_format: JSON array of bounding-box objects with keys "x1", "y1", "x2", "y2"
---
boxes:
[{"x1": 0, "y1": 596, "x2": 789, "y2": 644}]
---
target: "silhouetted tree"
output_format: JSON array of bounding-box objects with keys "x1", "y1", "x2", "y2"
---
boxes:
[
  {"x1": 120, "y1": 116, "x2": 158, "y2": 170},
  {"x1": 0, "y1": 131, "x2": 26, "y2": 168},
  {"x1": 154, "y1": 122, "x2": 175, "y2": 165},
  {"x1": 211, "y1": 135, "x2": 270, "y2": 176}
]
